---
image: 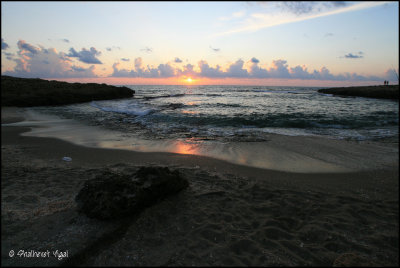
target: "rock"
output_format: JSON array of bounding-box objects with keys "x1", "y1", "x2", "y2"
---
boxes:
[
  {"x1": 333, "y1": 253, "x2": 377, "y2": 267},
  {"x1": 318, "y1": 85, "x2": 399, "y2": 100},
  {"x1": 75, "y1": 167, "x2": 189, "y2": 220},
  {"x1": 1, "y1": 75, "x2": 134, "y2": 107}
]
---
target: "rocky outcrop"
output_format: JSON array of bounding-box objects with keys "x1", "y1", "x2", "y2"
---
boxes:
[
  {"x1": 318, "y1": 85, "x2": 398, "y2": 100},
  {"x1": 1, "y1": 75, "x2": 134, "y2": 107},
  {"x1": 75, "y1": 167, "x2": 189, "y2": 220}
]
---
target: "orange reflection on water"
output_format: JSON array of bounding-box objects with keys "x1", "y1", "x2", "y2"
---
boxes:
[
  {"x1": 182, "y1": 110, "x2": 197, "y2": 114},
  {"x1": 173, "y1": 140, "x2": 199, "y2": 155}
]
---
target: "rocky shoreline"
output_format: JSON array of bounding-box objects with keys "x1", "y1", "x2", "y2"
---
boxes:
[
  {"x1": 1, "y1": 76, "x2": 134, "y2": 107},
  {"x1": 318, "y1": 85, "x2": 399, "y2": 100}
]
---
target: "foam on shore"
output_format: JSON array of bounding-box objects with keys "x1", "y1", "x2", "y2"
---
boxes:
[{"x1": 2, "y1": 107, "x2": 398, "y2": 173}]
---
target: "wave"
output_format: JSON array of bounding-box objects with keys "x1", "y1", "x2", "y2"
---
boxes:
[
  {"x1": 141, "y1": 111, "x2": 396, "y2": 130},
  {"x1": 142, "y1": 93, "x2": 186, "y2": 100},
  {"x1": 90, "y1": 101, "x2": 153, "y2": 116}
]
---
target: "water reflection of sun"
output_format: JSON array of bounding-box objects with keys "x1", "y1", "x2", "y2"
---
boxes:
[{"x1": 173, "y1": 140, "x2": 199, "y2": 155}]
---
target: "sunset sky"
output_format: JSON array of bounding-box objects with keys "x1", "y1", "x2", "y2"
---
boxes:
[{"x1": 1, "y1": 1, "x2": 399, "y2": 86}]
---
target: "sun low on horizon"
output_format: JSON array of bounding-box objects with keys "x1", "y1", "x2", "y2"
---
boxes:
[
  {"x1": 181, "y1": 76, "x2": 197, "y2": 85},
  {"x1": 0, "y1": 1, "x2": 398, "y2": 86}
]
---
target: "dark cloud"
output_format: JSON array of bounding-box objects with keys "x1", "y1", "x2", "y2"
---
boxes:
[
  {"x1": 344, "y1": 52, "x2": 363, "y2": 59},
  {"x1": 121, "y1": 58, "x2": 130, "y2": 62},
  {"x1": 210, "y1": 46, "x2": 220, "y2": 52},
  {"x1": 140, "y1": 47, "x2": 153, "y2": 53},
  {"x1": 250, "y1": 57, "x2": 260, "y2": 64},
  {"x1": 67, "y1": 47, "x2": 102, "y2": 64},
  {"x1": 62, "y1": 38, "x2": 70, "y2": 43},
  {"x1": 2, "y1": 38, "x2": 9, "y2": 50},
  {"x1": 17, "y1": 40, "x2": 40, "y2": 55},
  {"x1": 324, "y1": 33, "x2": 334, "y2": 38},
  {"x1": 174, "y1": 57, "x2": 183, "y2": 63}
]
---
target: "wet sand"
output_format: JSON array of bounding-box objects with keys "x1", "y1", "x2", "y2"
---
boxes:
[{"x1": 1, "y1": 107, "x2": 399, "y2": 266}]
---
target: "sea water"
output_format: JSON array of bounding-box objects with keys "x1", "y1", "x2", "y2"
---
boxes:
[
  {"x1": 22, "y1": 85, "x2": 398, "y2": 172},
  {"x1": 30, "y1": 85, "x2": 399, "y2": 142}
]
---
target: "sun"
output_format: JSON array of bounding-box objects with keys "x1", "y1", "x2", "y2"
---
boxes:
[{"x1": 186, "y1": 77, "x2": 193, "y2": 83}]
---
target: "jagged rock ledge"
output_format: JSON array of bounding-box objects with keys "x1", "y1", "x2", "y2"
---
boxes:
[
  {"x1": 1, "y1": 75, "x2": 134, "y2": 107},
  {"x1": 318, "y1": 85, "x2": 399, "y2": 100}
]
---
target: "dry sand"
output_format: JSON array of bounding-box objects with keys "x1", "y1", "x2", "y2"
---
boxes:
[{"x1": 1, "y1": 107, "x2": 399, "y2": 266}]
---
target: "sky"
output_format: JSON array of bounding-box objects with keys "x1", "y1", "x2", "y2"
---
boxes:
[{"x1": 1, "y1": 1, "x2": 399, "y2": 86}]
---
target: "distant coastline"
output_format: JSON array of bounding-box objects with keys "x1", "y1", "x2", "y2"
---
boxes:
[
  {"x1": 318, "y1": 85, "x2": 399, "y2": 100},
  {"x1": 1, "y1": 75, "x2": 135, "y2": 107}
]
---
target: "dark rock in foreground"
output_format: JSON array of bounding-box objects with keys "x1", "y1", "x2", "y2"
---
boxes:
[
  {"x1": 333, "y1": 252, "x2": 378, "y2": 267},
  {"x1": 75, "y1": 167, "x2": 189, "y2": 220},
  {"x1": 1, "y1": 75, "x2": 134, "y2": 107},
  {"x1": 318, "y1": 85, "x2": 398, "y2": 100}
]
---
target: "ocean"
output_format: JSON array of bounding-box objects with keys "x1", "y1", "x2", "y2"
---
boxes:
[
  {"x1": 23, "y1": 85, "x2": 398, "y2": 172},
  {"x1": 30, "y1": 85, "x2": 399, "y2": 142}
]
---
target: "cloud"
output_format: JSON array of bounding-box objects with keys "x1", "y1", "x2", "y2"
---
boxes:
[
  {"x1": 174, "y1": 57, "x2": 183, "y2": 63},
  {"x1": 277, "y1": 2, "x2": 316, "y2": 15},
  {"x1": 324, "y1": 32, "x2": 334, "y2": 37},
  {"x1": 384, "y1": 68, "x2": 399, "y2": 81},
  {"x1": 121, "y1": 58, "x2": 130, "y2": 62},
  {"x1": 3, "y1": 41, "x2": 97, "y2": 78},
  {"x1": 106, "y1": 46, "x2": 121, "y2": 52},
  {"x1": 157, "y1": 63, "x2": 175, "y2": 77},
  {"x1": 109, "y1": 57, "x2": 389, "y2": 82},
  {"x1": 210, "y1": 46, "x2": 220, "y2": 52},
  {"x1": 17, "y1": 40, "x2": 40, "y2": 55},
  {"x1": 176, "y1": 64, "x2": 197, "y2": 77},
  {"x1": 198, "y1": 60, "x2": 224, "y2": 77},
  {"x1": 140, "y1": 47, "x2": 153, "y2": 53},
  {"x1": 111, "y1": 57, "x2": 175, "y2": 78},
  {"x1": 250, "y1": 57, "x2": 260, "y2": 64},
  {"x1": 277, "y1": 2, "x2": 349, "y2": 16},
  {"x1": 67, "y1": 47, "x2": 102, "y2": 64},
  {"x1": 213, "y1": 2, "x2": 387, "y2": 37},
  {"x1": 3, "y1": 52, "x2": 14, "y2": 60},
  {"x1": 2, "y1": 38, "x2": 9, "y2": 50},
  {"x1": 111, "y1": 62, "x2": 137, "y2": 77},
  {"x1": 226, "y1": 59, "x2": 249, "y2": 78},
  {"x1": 343, "y1": 52, "x2": 364, "y2": 59},
  {"x1": 62, "y1": 38, "x2": 70, "y2": 43}
]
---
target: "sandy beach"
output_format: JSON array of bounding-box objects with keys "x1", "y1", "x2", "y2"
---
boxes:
[{"x1": 1, "y1": 107, "x2": 399, "y2": 266}]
